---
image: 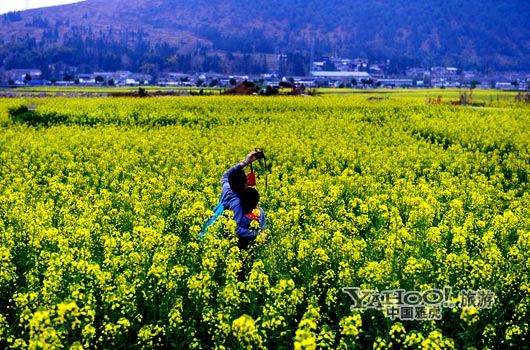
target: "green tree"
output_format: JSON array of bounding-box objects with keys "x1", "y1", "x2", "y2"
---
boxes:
[
  {"x1": 24, "y1": 74, "x2": 32, "y2": 85},
  {"x1": 209, "y1": 79, "x2": 219, "y2": 87},
  {"x1": 138, "y1": 87, "x2": 148, "y2": 97},
  {"x1": 95, "y1": 76, "x2": 105, "y2": 84}
]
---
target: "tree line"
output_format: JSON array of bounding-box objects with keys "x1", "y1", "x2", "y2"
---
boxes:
[{"x1": 0, "y1": 28, "x2": 276, "y2": 79}]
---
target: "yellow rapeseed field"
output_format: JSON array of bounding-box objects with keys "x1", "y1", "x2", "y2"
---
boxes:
[{"x1": 0, "y1": 93, "x2": 529, "y2": 349}]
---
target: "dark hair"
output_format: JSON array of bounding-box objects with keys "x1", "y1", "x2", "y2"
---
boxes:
[
  {"x1": 240, "y1": 187, "x2": 260, "y2": 213},
  {"x1": 228, "y1": 168, "x2": 247, "y2": 194}
]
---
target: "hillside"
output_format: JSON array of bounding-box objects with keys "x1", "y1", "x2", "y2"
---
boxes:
[{"x1": 1, "y1": 0, "x2": 529, "y2": 76}]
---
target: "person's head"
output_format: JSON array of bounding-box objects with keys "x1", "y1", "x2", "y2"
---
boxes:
[
  {"x1": 240, "y1": 187, "x2": 260, "y2": 213},
  {"x1": 228, "y1": 168, "x2": 247, "y2": 194}
]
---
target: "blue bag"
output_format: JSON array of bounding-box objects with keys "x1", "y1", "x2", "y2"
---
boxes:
[{"x1": 200, "y1": 189, "x2": 236, "y2": 239}]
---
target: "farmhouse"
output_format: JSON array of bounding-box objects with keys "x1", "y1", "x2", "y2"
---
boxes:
[
  {"x1": 308, "y1": 71, "x2": 371, "y2": 87},
  {"x1": 5, "y1": 68, "x2": 42, "y2": 81}
]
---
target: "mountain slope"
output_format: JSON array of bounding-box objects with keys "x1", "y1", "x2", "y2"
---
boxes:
[{"x1": 1, "y1": 0, "x2": 529, "y2": 75}]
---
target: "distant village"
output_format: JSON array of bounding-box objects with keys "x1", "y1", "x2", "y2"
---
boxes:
[{"x1": 1, "y1": 55, "x2": 529, "y2": 91}]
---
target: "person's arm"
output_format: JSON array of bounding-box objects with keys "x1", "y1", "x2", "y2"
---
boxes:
[
  {"x1": 241, "y1": 150, "x2": 259, "y2": 169},
  {"x1": 221, "y1": 151, "x2": 260, "y2": 192},
  {"x1": 221, "y1": 163, "x2": 243, "y2": 192}
]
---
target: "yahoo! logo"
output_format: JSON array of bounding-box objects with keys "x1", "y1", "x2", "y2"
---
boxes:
[{"x1": 342, "y1": 287, "x2": 494, "y2": 321}]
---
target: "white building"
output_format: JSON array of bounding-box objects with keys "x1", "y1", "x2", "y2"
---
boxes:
[
  {"x1": 6, "y1": 68, "x2": 42, "y2": 81},
  {"x1": 310, "y1": 71, "x2": 370, "y2": 80}
]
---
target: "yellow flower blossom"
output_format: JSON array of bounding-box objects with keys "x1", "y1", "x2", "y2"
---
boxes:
[{"x1": 0, "y1": 93, "x2": 528, "y2": 349}]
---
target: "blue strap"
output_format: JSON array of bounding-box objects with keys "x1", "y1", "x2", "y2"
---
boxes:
[
  {"x1": 200, "y1": 189, "x2": 236, "y2": 239},
  {"x1": 219, "y1": 188, "x2": 230, "y2": 203},
  {"x1": 221, "y1": 189, "x2": 238, "y2": 211}
]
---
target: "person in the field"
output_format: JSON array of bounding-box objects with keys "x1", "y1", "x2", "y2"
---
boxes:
[{"x1": 221, "y1": 150, "x2": 266, "y2": 250}]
